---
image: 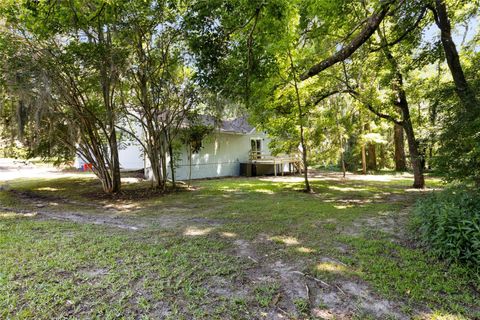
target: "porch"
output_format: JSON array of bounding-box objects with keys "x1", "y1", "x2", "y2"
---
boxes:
[{"x1": 240, "y1": 151, "x2": 304, "y2": 177}]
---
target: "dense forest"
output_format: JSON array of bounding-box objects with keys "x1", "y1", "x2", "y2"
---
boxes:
[{"x1": 0, "y1": 0, "x2": 479, "y2": 193}]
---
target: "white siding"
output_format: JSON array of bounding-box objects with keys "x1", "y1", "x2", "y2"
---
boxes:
[
  {"x1": 172, "y1": 131, "x2": 270, "y2": 180},
  {"x1": 170, "y1": 131, "x2": 269, "y2": 180},
  {"x1": 74, "y1": 120, "x2": 145, "y2": 171},
  {"x1": 118, "y1": 143, "x2": 144, "y2": 170},
  {"x1": 143, "y1": 130, "x2": 270, "y2": 181}
]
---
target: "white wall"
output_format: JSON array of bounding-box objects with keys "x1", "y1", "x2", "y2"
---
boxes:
[
  {"x1": 118, "y1": 143, "x2": 144, "y2": 170},
  {"x1": 73, "y1": 119, "x2": 145, "y2": 171},
  {"x1": 144, "y1": 130, "x2": 270, "y2": 181},
  {"x1": 171, "y1": 130, "x2": 271, "y2": 180},
  {"x1": 118, "y1": 120, "x2": 144, "y2": 171}
]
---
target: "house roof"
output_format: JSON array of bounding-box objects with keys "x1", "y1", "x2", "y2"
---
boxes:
[{"x1": 199, "y1": 115, "x2": 255, "y2": 134}]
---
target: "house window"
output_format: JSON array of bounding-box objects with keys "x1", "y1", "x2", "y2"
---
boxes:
[{"x1": 251, "y1": 139, "x2": 262, "y2": 159}]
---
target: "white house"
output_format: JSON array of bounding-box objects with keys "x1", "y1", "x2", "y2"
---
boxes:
[
  {"x1": 151, "y1": 117, "x2": 271, "y2": 180},
  {"x1": 76, "y1": 116, "x2": 302, "y2": 180}
]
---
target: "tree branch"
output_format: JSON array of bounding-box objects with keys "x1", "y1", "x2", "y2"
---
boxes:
[
  {"x1": 348, "y1": 89, "x2": 403, "y2": 125},
  {"x1": 300, "y1": 0, "x2": 397, "y2": 81},
  {"x1": 370, "y1": 6, "x2": 427, "y2": 52},
  {"x1": 307, "y1": 89, "x2": 351, "y2": 107}
]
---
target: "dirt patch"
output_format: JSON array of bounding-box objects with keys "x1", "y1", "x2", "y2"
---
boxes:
[
  {"x1": 5, "y1": 187, "x2": 227, "y2": 230},
  {"x1": 227, "y1": 236, "x2": 412, "y2": 319},
  {"x1": 342, "y1": 206, "x2": 412, "y2": 239},
  {"x1": 1, "y1": 205, "x2": 143, "y2": 230},
  {"x1": 207, "y1": 275, "x2": 249, "y2": 299},
  {"x1": 312, "y1": 280, "x2": 409, "y2": 320},
  {"x1": 79, "y1": 267, "x2": 110, "y2": 279},
  {"x1": 9, "y1": 189, "x2": 119, "y2": 212}
]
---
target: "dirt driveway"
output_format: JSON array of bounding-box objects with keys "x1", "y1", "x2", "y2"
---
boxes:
[{"x1": 0, "y1": 158, "x2": 91, "y2": 182}]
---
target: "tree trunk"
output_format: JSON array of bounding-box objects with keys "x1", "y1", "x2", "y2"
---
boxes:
[
  {"x1": 160, "y1": 135, "x2": 168, "y2": 192},
  {"x1": 335, "y1": 110, "x2": 346, "y2": 178},
  {"x1": 168, "y1": 134, "x2": 176, "y2": 189},
  {"x1": 148, "y1": 138, "x2": 164, "y2": 190},
  {"x1": 380, "y1": 37, "x2": 424, "y2": 188},
  {"x1": 388, "y1": 65, "x2": 424, "y2": 188},
  {"x1": 433, "y1": 0, "x2": 479, "y2": 112},
  {"x1": 99, "y1": 25, "x2": 121, "y2": 194},
  {"x1": 16, "y1": 100, "x2": 27, "y2": 141},
  {"x1": 394, "y1": 123, "x2": 407, "y2": 171},
  {"x1": 288, "y1": 48, "x2": 311, "y2": 192},
  {"x1": 188, "y1": 145, "x2": 192, "y2": 187},
  {"x1": 108, "y1": 130, "x2": 121, "y2": 193},
  {"x1": 367, "y1": 143, "x2": 377, "y2": 170},
  {"x1": 361, "y1": 144, "x2": 367, "y2": 174},
  {"x1": 402, "y1": 117, "x2": 424, "y2": 188}
]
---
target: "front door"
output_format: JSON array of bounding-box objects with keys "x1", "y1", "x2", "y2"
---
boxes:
[{"x1": 251, "y1": 139, "x2": 261, "y2": 159}]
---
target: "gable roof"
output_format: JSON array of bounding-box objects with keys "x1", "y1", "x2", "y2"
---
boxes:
[{"x1": 198, "y1": 115, "x2": 255, "y2": 134}]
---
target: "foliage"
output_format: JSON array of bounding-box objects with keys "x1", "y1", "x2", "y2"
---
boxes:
[
  {"x1": 411, "y1": 186, "x2": 480, "y2": 275},
  {"x1": 434, "y1": 111, "x2": 480, "y2": 186},
  {"x1": 181, "y1": 123, "x2": 213, "y2": 154},
  {"x1": 0, "y1": 0, "x2": 479, "y2": 192}
]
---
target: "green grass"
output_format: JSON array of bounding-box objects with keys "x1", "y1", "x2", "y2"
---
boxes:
[
  {"x1": 341, "y1": 233, "x2": 478, "y2": 317},
  {"x1": 254, "y1": 282, "x2": 280, "y2": 308},
  {"x1": 0, "y1": 219, "x2": 243, "y2": 319},
  {"x1": 0, "y1": 173, "x2": 477, "y2": 319}
]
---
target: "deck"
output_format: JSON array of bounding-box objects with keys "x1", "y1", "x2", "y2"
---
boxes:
[{"x1": 243, "y1": 151, "x2": 304, "y2": 176}]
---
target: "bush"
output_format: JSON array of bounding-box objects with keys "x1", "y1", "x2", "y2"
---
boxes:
[{"x1": 411, "y1": 186, "x2": 480, "y2": 273}]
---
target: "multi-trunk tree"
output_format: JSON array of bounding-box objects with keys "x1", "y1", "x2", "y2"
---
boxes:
[
  {"x1": 1, "y1": 1, "x2": 127, "y2": 193},
  {"x1": 117, "y1": 0, "x2": 199, "y2": 191}
]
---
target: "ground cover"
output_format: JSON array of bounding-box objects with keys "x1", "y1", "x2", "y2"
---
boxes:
[{"x1": 0, "y1": 170, "x2": 478, "y2": 319}]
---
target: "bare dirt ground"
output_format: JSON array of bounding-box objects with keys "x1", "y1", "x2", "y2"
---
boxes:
[
  {"x1": 0, "y1": 158, "x2": 91, "y2": 182},
  {"x1": 226, "y1": 236, "x2": 413, "y2": 319}
]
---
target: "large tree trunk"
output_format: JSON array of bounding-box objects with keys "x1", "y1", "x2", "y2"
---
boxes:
[
  {"x1": 108, "y1": 129, "x2": 121, "y2": 193},
  {"x1": 99, "y1": 25, "x2": 121, "y2": 194},
  {"x1": 381, "y1": 40, "x2": 425, "y2": 188},
  {"x1": 433, "y1": 0, "x2": 479, "y2": 112},
  {"x1": 167, "y1": 132, "x2": 176, "y2": 189},
  {"x1": 188, "y1": 145, "x2": 192, "y2": 187},
  {"x1": 147, "y1": 135, "x2": 165, "y2": 190},
  {"x1": 367, "y1": 143, "x2": 377, "y2": 170},
  {"x1": 394, "y1": 123, "x2": 407, "y2": 171},
  {"x1": 160, "y1": 136, "x2": 168, "y2": 192},
  {"x1": 16, "y1": 100, "x2": 27, "y2": 141},
  {"x1": 389, "y1": 68, "x2": 424, "y2": 188},
  {"x1": 402, "y1": 117, "x2": 424, "y2": 188},
  {"x1": 334, "y1": 110, "x2": 347, "y2": 178}
]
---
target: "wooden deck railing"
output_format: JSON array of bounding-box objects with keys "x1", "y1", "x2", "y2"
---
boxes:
[{"x1": 248, "y1": 151, "x2": 304, "y2": 175}]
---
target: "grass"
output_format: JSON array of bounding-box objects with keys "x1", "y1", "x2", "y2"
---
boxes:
[
  {"x1": 0, "y1": 219, "x2": 242, "y2": 319},
  {"x1": 0, "y1": 172, "x2": 478, "y2": 319}
]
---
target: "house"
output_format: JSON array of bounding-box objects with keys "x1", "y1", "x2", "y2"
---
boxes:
[
  {"x1": 145, "y1": 116, "x2": 271, "y2": 180},
  {"x1": 75, "y1": 116, "x2": 302, "y2": 180}
]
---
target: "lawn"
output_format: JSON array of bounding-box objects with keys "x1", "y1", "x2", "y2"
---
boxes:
[{"x1": 0, "y1": 172, "x2": 478, "y2": 319}]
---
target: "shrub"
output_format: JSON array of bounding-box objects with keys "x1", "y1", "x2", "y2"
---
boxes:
[{"x1": 411, "y1": 186, "x2": 480, "y2": 274}]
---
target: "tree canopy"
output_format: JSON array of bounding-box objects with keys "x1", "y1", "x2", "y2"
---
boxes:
[{"x1": 1, "y1": 0, "x2": 479, "y2": 191}]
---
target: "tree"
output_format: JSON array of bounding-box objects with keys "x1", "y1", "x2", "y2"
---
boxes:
[
  {"x1": 394, "y1": 123, "x2": 407, "y2": 171},
  {"x1": 426, "y1": 0, "x2": 480, "y2": 186},
  {"x1": 1, "y1": 0, "x2": 128, "y2": 193},
  {"x1": 117, "y1": 0, "x2": 198, "y2": 190},
  {"x1": 427, "y1": 0, "x2": 479, "y2": 113}
]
